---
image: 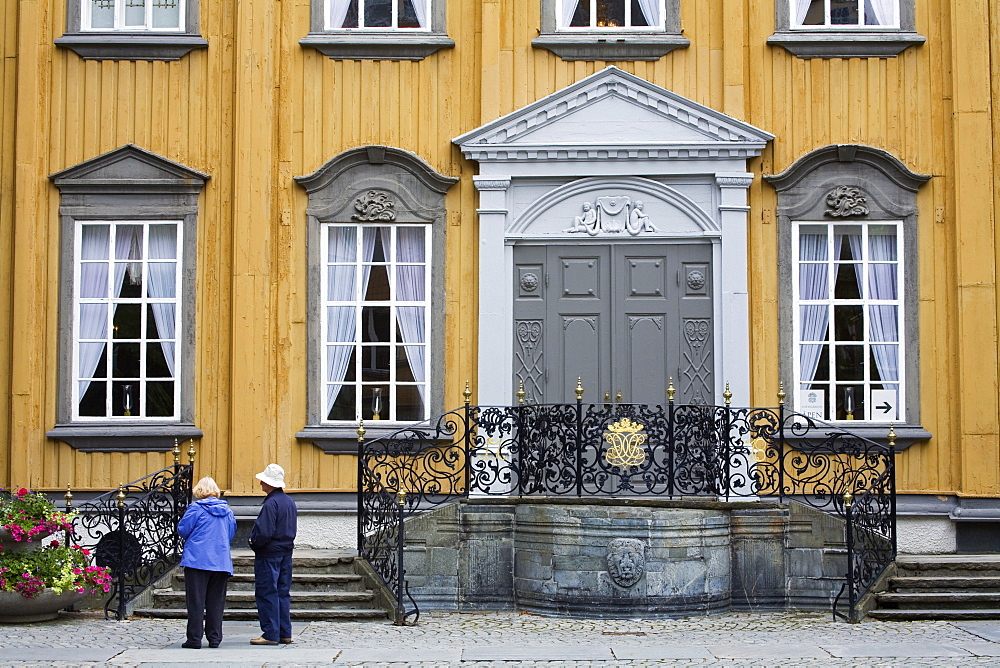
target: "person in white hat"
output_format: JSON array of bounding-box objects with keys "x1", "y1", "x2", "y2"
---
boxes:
[{"x1": 248, "y1": 463, "x2": 297, "y2": 646}]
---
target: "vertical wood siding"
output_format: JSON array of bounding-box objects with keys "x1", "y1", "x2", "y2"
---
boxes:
[{"x1": 0, "y1": 0, "x2": 996, "y2": 497}]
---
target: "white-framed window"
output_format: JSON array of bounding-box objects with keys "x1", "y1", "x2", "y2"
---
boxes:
[
  {"x1": 791, "y1": 0, "x2": 898, "y2": 29},
  {"x1": 558, "y1": 0, "x2": 665, "y2": 30},
  {"x1": 793, "y1": 221, "x2": 903, "y2": 422},
  {"x1": 74, "y1": 220, "x2": 181, "y2": 421},
  {"x1": 326, "y1": 0, "x2": 432, "y2": 30},
  {"x1": 82, "y1": 0, "x2": 186, "y2": 31},
  {"x1": 322, "y1": 223, "x2": 430, "y2": 424}
]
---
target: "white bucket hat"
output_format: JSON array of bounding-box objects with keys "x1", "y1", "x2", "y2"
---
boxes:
[{"x1": 255, "y1": 463, "x2": 286, "y2": 488}]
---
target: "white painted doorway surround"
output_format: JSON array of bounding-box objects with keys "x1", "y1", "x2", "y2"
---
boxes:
[{"x1": 454, "y1": 67, "x2": 773, "y2": 407}]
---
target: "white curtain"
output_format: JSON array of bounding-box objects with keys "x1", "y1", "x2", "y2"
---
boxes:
[
  {"x1": 328, "y1": 0, "x2": 352, "y2": 28},
  {"x1": 77, "y1": 226, "x2": 113, "y2": 399},
  {"x1": 561, "y1": 0, "x2": 580, "y2": 27},
  {"x1": 636, "y1": 0, "x2": 660, "y2": 26},
  {"x1": 868, "y1": 0, "x2": 895, "y2": 25},
  {"x1": 794, "y1": 0, "x2": 813, "y2": 25},
  {"x1": 326, "y1": 227, "x2": 376, "y2": 416},
  {"x1": 390, "y1": 227, "x2": 427, "y2": 408},
  {"x1": 868, "y1": 233, "x2": 899, "y2": 384},
  {"x1": 798, "y1": 233, "x2": 829, "y2": 385},
  {"x1": 147, "y1": 225, "x2": 177, "y2": 376},
  {"x1": 411, "y1": 0, "x2": 428, "y2": 28}
]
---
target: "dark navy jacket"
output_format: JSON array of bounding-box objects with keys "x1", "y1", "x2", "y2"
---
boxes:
[{"x1": 249, "y1": 488, "x2": 297, "y2": 556}]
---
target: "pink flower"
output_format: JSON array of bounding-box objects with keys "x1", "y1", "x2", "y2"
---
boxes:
[{"x1": 15, "y1": 488, "x2": 28, "y2": 498}]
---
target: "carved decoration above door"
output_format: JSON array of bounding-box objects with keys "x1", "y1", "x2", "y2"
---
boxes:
[{"x1": 563, "y1": 196, "x2": 658, "y2": 236}]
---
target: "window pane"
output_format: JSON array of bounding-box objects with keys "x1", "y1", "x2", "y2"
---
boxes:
[
  {"x1": 114, "y1": 304, "x2": 142, "y2": 338},
  {"x1": 361, "y1": 306, "x2": 390, "y2": 342},
  {"x1": 834, "y1": 263, "x2": 861, "y2": 299},
  {"x1": 869, "y1": 229, "x2": 897, "y2": 260},
  {"x1": 79, "y1": 381, "x2": 107, "y2": 416},
  {"x1": 81, "y1": 225, "x2": 110, "y2": 259},
  {"x1": 116, "y1": 262, "x2": 143, "y2": 298},
  {"x1": 835, "y1": 345, "x2": 864, "y2": 380},
  {"x1": 836, "y1": 385, "x2": 864, "y2": 420},
  {"x1": 362, "y1": 384, "x2": 391, "y2": 419},
  {"x1": 801, "y1": 0, "x2": 825, "y2": 24},
  {"x1": 798, "y1": 264, "x2": 828, "y2": 300},
  {"x1": 124, "y1": 0, "x2": 146, "y2": 26},
  {"x1": 79, "y1": 343, "x2": 108, "y2": 378},
  {"x1": 365, "y1": 265, "x2": 390, "y2": 300},
  {"x1": 864, "y1": 0, "x2": 887, "y2": 25},
  {"x1": 147, "y1": 262, "x2": 176, "y2": 298},
  {"x1": 397, "y1": 307, "x2": 425, "y2": 342},
  {"x1": 327, "y1": 306, "x2": 357, "y2": 342},
  {"x1": 630, "y1": 0, "x2": 650, "y2": 26},
  {"x1": 364, "y1": 0, "x2": 392, "y2": 27},
  {"x1": 146, "y1": 381, "x2": 174, "y2": 417},
  {"x1": 151, "y1": 0, "x2": 181, "y2": 28},
  {"x1": 328, "y1": 265, "x2": 357, "y2": 301},
  {"x1": 568, "y1": 0, "x2": 591, "y2": 26},
  {"x1": 80, "y1": 263, "x2": 109, "y2": 298},
  {"x1": 328, "y1": 345, "x2": 357, "y2": 382},
  {"x1": 870, "y1": 345, "x2": 899, "y2": 381},
  {"x1": 869, "y1": 305, "x2": 898, "y2": 342},
  {"x1": 116, "y1": 226, "x2": 143, "y2": 259},
  {"x1": 396, "y1": 266, "x2": 425, "y2": 300},
  {"x1": 834, "y1": 304, "x2": 863, "y2": 341},
  {"x1": 597, "y1": 0, "x2": 625, "y2": 27},
  {"x1": 328, "y1": 226, "x2": 357, "y2": 262},
  {"x1": 830, "y1": 0, "x2": 859, "y2": 24},
  {"x1": 79, "y1": 303, "x2": 109, "y2": 339},
  {"x1": 341, "y1": 0, "x2": 359, "y2": 27},
  {"x1": 147, "y1": 342, "x2": 171, "y2": 377},
  {"x1": 395, "y1": 385, "x2": 423, "y2": 421},
  {"x1": 867, "y1": 264, "x2": 896, "y2": 299},
  {"x1": 112, "y1": 342, "x2": 141, "y2": 377},
  {"x1": 361, "y1": 346, "x2": 390, "y2": 381},
  {"x1": 113, "y1": 381, "x2": 138, "y2": 416},
  {"x1": 148, "y1": 224, "x2": 178, "y2": 258},
  {"x1": 89, "y1": 0, "x2": 116, "y2": 28},
  {"x1": 395, "y1": 346, "x2": 416, "y2": 382},
  {"x1": 397, "y1": 0, "x2": 420, "y2": 27},
  {"x1": 396, "y1": 226, "x2": 425, "y2": 262},
  {"x1": 328, "y1": 384, "x2": 356, "y2": 420}
]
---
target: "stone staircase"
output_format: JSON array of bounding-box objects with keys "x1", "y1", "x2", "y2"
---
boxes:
[
  {"x1": 134, "y1": 550, "x2": 388, "y2": 621},
  {"x1": 869, "y1": 555, "x2": 1000, "y2": 621}
]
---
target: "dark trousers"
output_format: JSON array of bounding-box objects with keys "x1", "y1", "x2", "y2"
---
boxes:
[
  {"x1": 254, "y1": 554, "x2": 292, "y2": 642},
  {"x1": 184, "y1": 567, "x2": 230, "y2": 647}
]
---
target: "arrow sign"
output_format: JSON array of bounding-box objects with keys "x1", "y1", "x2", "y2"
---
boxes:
[{"x1": 871, "y1": 390, "x2": 898, "y2": 420}]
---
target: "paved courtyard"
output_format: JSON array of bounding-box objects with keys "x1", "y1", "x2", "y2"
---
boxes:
[{"x1": 2, "y1": 610, "x2": 1000, "y2": 667}]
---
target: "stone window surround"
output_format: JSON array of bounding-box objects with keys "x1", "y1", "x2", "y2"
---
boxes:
[
  {"x1": 300, "y1": 0, "x2": 454, "y2": 61},
  {"x1": 56, "y1": 0, "x2": 207, "y2": 61},
  {"x1": 294, "y1": 146, "x2": 457, "y2": 454},
  {"x1": 48, "y1": 144, "x2": 208, "y2": 452},
  {"x1": 767, "y1": 0, "x2": 925, "y2": 58},
  {"x1": 765, "y1": 144, "x2": 931, "y2": 449},
  {"x1": 532, "y1": 0, "x2": 688, "y2": 61}
]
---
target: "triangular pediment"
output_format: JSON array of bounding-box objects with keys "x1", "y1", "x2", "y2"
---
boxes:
[
  {"x1": 50, "y1": 144, "x2": 210, "y2": 186},
  {"x1": 455, "y1": 67, "x2": 772, "y2": 162}
]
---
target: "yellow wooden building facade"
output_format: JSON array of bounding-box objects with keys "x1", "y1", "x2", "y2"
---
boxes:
[{"x1": 1, "y1": 0, "x2": 998, "y2": 551}]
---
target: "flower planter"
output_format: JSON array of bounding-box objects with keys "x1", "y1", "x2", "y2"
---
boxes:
[
  {"x1": 0, "y1": 527, "x2": 54, "y2": 553},
  {"x1": 0, "y1": 589, "x2": 86, "y2": 623}
]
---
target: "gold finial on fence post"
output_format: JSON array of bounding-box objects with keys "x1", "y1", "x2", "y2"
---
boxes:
[
  {"x1": 516, "y1": 380, "x2": 526, "y2": 405},
  {"x1": 575, "y1": 377, "x2": 584, "y2": 402},
  {"x1": 667, "y1": 377, "x2": 675, "y2": 403},
  {"x1": 188, "y1": 439, "x2": 196, "y2": 466},
  {"x1": 396, "y1": 490, "x2": 407, "y2": 507},
  {"x1": 64, "y1": 485, "x2": 73, "y2": 512},
  {"x1": 116, "y1": 485, "x2": 126, "y2": 508},
  {"x1": 173, "y1": 439, "x2": 180, "y2": 467},
  {"x1": 723, "y1": 382, "x2": 732, "y2": 406},
  {"x1": 777, "y1": 383, "x2": 786, "y2": 407},
  {"x1": 615, "y1": 390, "x2": 622, "y2": 404},
  {"x1": 887, "y1": 423, "x2": 897, "y2": 450},
  {"x1": 463, "y1": 381, "x2": 472, "y2": 406},
  {"x1": 843, "y1": 492, "x2": 853, "y2": 509},
  {"x1": 357, "y1": 420, "x2": 366, "y2": 442}
]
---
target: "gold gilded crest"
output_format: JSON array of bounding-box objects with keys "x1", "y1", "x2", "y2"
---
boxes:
[{"x1": 603, "y1": 417, "x2": 647, "y2": 468}]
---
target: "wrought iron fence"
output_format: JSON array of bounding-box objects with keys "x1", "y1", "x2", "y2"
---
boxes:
[
  {"x1": 65, "y1": 441, "x2": 195, "y2": 620},
  {"x1": 358, "y1": 384, "x2": 896, "y2": 624}
]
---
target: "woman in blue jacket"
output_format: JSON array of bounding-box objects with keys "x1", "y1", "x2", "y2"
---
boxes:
[{"x1": 177, "y1": 476, "x2": 236, "y2": 649}]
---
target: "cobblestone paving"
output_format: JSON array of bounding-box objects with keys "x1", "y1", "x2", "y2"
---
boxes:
[{"x1": 2, "y1": 610, "x2": 1000, "y2": 666}]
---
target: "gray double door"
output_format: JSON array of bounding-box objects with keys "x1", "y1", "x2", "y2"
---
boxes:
[{"x1": 513, "y1": 242, "x2": 714, "y2": 405}]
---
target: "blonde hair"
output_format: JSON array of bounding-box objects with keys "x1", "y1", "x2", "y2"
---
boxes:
[{"x1": 193, "y1": 476, "x2": 222, "y2": 500}]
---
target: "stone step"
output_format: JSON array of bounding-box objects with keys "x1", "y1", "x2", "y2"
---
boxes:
[
  {"x1": 877, "y1": 591, "x2": 1000, "y2": 609},
  {"x1": 151, "y1": 589, "x2": 375, "y2": 610},
  {"x1": 890, "y1": 576, "x2": 1000, "y2": 592},
  {"x1": 868, "y1": 608, "x2": 1000, "y2": 621},
  {"x1": 173, "y1": 572, "x2": 364, "y2": 592},
  {"x1": 134, "y1": 607, "x2": 388, "y2": 621},
  {"x1": 895, "y1": 555, "x2": 1000, "y2": 578},
  {"x1": 230, "y1": 551, "x2": 358, "y2": 575}
]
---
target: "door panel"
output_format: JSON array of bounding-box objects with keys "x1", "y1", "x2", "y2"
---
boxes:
[{"x1": 513, "y1": 242, "x2": 713, "y2": 405}]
